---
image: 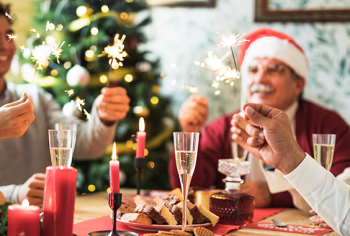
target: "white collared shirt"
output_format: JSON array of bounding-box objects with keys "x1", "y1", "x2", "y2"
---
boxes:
[{"x1": 285, "y1": 154, "x2": 350, "y2": 235}]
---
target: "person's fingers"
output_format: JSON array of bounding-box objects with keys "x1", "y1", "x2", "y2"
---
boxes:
[
  {"x1": 98, "y1": 102, "x2": 130, "y2": 112},
  {"x1": 184, "y1": 100, "x2": 208, "y2": 117},
  {"x1": 33, "y1": 173, "x2": 46, "y2": 181},
  {"x1": 231, "y1": 126, "x2": 242, "y2": 134},
  {"x1": 101, "y1": 87, "x2": 127, "y2": 96},
  {"x1": 319, "y1": 223, "x2": 331, "y2": 228},
  {"x1": 243, "y1": 106, "x2": 272, "y2": 128},
  {"x1": 247, "y1": 137, "x2": 265, "y2": 148},
  {"x1": 309, "y1": 209, "x2": 316, "y2": 215},
  {"x1": 246, "y1": 124, "x2": 265, "y2": 140},
  {"x1": 4, "y1": 93, "x2": 28, "y2": 108},
  {"x1": 27, "y1": 188, "x2": 44, "y2": 198},
  {"x1": 232, "y1": 133, "x2": 243, "y2": 142},
  {"x1": 101, "y1": 94, "x2": 130, "y2": 104},
  {"x1": 243, "y1": 103, "x2": 275, "y2": 118},
  {"x1": 27, "y1": 197, "x2": 43, "y2": 206},
  {"x1": 190, "y1": 94, "x2": 208, "y2": 106}
]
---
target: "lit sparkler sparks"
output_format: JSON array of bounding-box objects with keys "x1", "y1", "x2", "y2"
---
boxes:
[
  {"x1": 204, "y1": 51, "x2": 225, "y2": 71},
  {"x1": 84, "y1": 109, "x2": 91, "y2": 120},
  {"x1": 75, "y1": 97, "x2": 85, "y2": 111},
  {"x1": 98, "y1": 34, "x2": 127, "y2": 70},
  {"x1": 31, "y1": 42, "x2": 52, "y2": 70},
  {"x1": 187, "y1": 86, "x2": 198, "y2": 93},
  {"x1": 19, "y1": 45, "x2": 26, "y2": 52},
  {"x1": 7, "y1": 34, "x2": 18, "y2": 42},
  {"x1": 216, "y1": 33, "x2": 248, "y2": 49},
  {"x1": 65, "y1": 89, "x2": 74, "y2": 97},
  {"x1": 51, "y1": 41, "x2": 65, "y2": 63},
  {"x1": 30, "y1": 28, "x2": 40, "y2": 38}
]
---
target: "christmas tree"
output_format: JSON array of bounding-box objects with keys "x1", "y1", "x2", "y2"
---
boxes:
[{"x1": 19, "y1": 0, "x2": 175, "y2": 193}]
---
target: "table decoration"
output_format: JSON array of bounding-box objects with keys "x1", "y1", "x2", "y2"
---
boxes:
[
  {"x1": 42, "y1": 166, "x2": 77, "y2": 236},
  {"x1": 7, "y1": 199, "x2": 40, "y2": 236},
  {"x1": 89, "y1": 144, "x2": 138, "y2": 236},
  {"x1": 135, "y1": 117, "x2": 146, "y2": 194}
]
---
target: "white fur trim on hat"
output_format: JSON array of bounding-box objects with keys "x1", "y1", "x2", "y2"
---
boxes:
[{"x1": 240, "y1": 36, "x2": 309, "y2": 79}]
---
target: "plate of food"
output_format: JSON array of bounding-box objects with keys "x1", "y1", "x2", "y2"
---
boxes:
[
  {"x1": 116, "y1": 188, "x2": 219, "y2": 232},
  {"x1": 117, "y1": 219, "x2": 211, "y2": 232}
]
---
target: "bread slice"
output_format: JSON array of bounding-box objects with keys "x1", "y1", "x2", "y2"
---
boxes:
[
  {"x1": 186, "y1": 200, "x2": 206, "y2": 224},
  {"x1": 117, "y1": 201, "x2": 136, "y2": 219},
  {"x1": 155, "y1": 203, "x2": 178, "y2": 225},
  {"x1": 121, "y1": 213, "x2": 152, "y2": 225},
  {"x1": 153, "y1": 196, "x2": 164, "y2": 205},
  {"x1": 134, "y1": 195, "x2": 148, "y2": 205},
  {"x1": 194, "y1": 190, "x2": 219, "y2": 210},
  {"x1": 176, "y1": 202, "x2": 193, "y2": 225},
  {"x1": 135, "y1": 204, "x2": 166, "y2": 225},
  {"x1": 197, "y1": 204, "x2": 219, "y2": 227},
  {"x1": 171, "y1": 188, "x2": 183, "y2": 201}
]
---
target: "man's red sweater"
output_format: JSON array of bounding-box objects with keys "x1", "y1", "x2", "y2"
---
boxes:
[{"x1": 168, "y1": 100, "x2": 350, "y2": 207}]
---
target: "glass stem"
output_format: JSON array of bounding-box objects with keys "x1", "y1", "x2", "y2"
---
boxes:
[{"x1": 180, "y1": 173, "x2": 192, "y2": 227}]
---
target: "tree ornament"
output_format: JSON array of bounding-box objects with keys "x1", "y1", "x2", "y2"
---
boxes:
[
  {"x1": 66, "y1": 65, "x2": 90, "y2": 87},
  {"x1": 62, "y1": 101, "x2": 82, "y2": 117}
]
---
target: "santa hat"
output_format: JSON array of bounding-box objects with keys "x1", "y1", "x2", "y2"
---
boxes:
[{"x1": 238, "y1": 28, "x2": 309, "y2": 79}]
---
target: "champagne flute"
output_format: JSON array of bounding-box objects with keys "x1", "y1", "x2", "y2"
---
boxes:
[
  {"x1": 48, "y1": 129, "x2": 75, "y2": 167},
  {"x1": 55, "y1": 123, "x2": 77, "y2": 151},
  {"x1": 313, "y1": 134, "x2": 336, "y2": 171},
  {"x1": 173, "y1": 132, "x2": 199, "y2": 227}
]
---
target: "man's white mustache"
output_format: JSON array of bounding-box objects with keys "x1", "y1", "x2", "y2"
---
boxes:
[{"x1": 250, "y1": 83, "x2": 276, "y2": 93}]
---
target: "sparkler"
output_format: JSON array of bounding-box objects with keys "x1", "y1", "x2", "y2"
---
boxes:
[
  {"x1": 83, "y1": 109, "x2": 91, "y2": 120},
  {"x1": 65, "y1": 89, "x2": 74, "y2": 97},
  {"x1": 217, "y1": 32, "x2": 248, "y2": 73},
  {"x1": 51, "y1": 41, "x2": 65, "y2": 63},
  {"x1": 7, "y1": 34, "x2": 18, "y2": 43},
  {"x1": 5, "y1": 12, "x2": 11, "y2": 19},
  {"x1": 99, "y1": 34, "x2": 127, "y2": 70},
  {"x1": 30, "y1": 28, "x2": 40, "y2": 38},
  {"x1": 75, "y1": 97, "x2": 85, "y2": 111}
]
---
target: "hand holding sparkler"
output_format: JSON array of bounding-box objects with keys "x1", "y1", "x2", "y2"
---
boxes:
[
  {"x1": 95, "y1": 87, "x2": 130, "y2": 126},
  {"x1": 0, "y1": 93, "x2": 35, "y2": 139},
  {"x1": 178, "y1": 94, "x2": 208, "y2": 132}
]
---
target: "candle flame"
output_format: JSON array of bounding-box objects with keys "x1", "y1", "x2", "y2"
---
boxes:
[
  {"x1": 112, "y1": 142, "x2": 117, "y2": 161},
  {"x1": 22, "y1": 199, "x2": 29, "y2": 207},
  {"x1": 139, "y1": 117, "x2": 145, "y2": 132}
]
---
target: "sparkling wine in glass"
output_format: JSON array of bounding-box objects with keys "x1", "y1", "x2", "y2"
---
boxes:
[
  {"x1": 313, "y1": 134, "x2": 336, "y2": 171},
  {"x1": 173, "y1": 132, "x2": 199, "y2": 227},
  {"x1": 48, "y1": 129, "x2": 75, "y2": 167}
]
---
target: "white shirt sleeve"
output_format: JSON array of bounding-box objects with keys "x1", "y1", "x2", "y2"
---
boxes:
[{"x1": 284, "y1": 154, "x2": 350, "y2": 235}]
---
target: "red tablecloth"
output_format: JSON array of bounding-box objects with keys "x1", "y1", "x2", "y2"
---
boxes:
[{"x1": 73, "y1": 208, "x2": 286, "y2": 236}]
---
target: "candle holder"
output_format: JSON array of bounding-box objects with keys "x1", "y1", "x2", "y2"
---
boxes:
[
  {"x1": 88, "y1": 193, "x2": 138, "y2": 236},
  {"x1": 134, "y1": 157, "x2": 146, "y2": 195}
]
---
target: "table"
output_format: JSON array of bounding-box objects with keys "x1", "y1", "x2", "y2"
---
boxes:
[{"x1": 74, "y1": 191, "x2": 339, "y2": 236}]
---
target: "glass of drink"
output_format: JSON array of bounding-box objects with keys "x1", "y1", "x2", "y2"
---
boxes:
[
  {"x1": 48, "y1": 129, "x2": 75, "y2": 167},
  {"x1": 231, "y1": 141, "x2": 248, "y2": 161},
  {"x1": 55, "y1": 123, "x2": 77, "y2": 150},
  {"x1": 312, "y1": 134, "x2": 336, "y2": 171},
  {"x1": 173, "y1": 132, "x2": 199, "y2": 227}
]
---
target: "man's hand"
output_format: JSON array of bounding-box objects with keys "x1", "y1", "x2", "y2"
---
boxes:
[
  {"x1": 0, "y1": 93, "x2": 35, "y2": 139},
  {"x1": 231, "y1": 114, "x2": 262, "y2": 159},
  {"x1": 178, "y1": 94, "x2": 208, "y2": 132},
  {"x1": 96, "y1": 87, "x2": 130, "y2": 125},
  {"x1": 242, "y1": 103, "x2": 305, "y2": 175},
  {"x1": 18, "y1": 173, "x2": 45, "y2": 206},
  {"x1": 309, "y1": 209, "x2": 332, "y2": 228},
  {"x1": 241, "y1": 181, "x2": 271, "y2": 207}
]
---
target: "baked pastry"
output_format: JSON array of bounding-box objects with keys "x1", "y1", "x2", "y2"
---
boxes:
[
  {"x1": 171, "y1": 188, "x2": 183, "y2": 201},
  {"x1": 134, "y1": 195, "x2": 148, "y2": 205},
  {"x1": 155, "y1": 203, "x2": 178, "y2": 225},
  {"x1": 197, "y1": 204, "x2": 219, "y2": 227},
  {"x1": 176, "y1": 202, "x2": 193, "y2": 225},
  {"x1": 194, "y1": 190, "x2": 219, "y2": 210},
  {"x1": 121, "y1": 213, "x2": 152, "y2": 225},
  {"x1": 170, "y1": 230, "x2": 192, "y2": 236},
  {"x1": 135, "y1": 204, "x2": 166, "y2": 225},
  {"x1": 186, "y1": 200, "x2": 206, "y2": 224},
  {"x1": 194, "y1": 227, "x2": 214, "y2": 236},
  {"x1": 117, "y1": 201, "x2": 136, "y2": 219}
]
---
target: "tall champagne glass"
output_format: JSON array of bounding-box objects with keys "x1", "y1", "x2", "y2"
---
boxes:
[
  {"x1": 48, "y1": 129, "x2": 75, "y2": 167},
  {"x1": 173, "y1": 132, "x2": 199, "y2": 227},
  {"x1": 313, "y1": 134, "x2": 336, "y2": 171}
]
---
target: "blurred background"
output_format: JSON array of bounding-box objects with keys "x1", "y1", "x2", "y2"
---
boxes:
[{"x1": 6, "y1": 0, "x2": 350, "y2": 193}]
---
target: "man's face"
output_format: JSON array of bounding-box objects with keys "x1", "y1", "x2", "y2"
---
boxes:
[
  {"x1": 0, "y1": 15, "x2": 16, "y2": 79},
  {"x1": 245, "y1": 58, "x2": 305, "y2": 111}
]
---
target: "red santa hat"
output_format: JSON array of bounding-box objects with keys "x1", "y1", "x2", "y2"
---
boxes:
[{"x1": 238, "y1": 28, "x2": 309, "y2": 79}]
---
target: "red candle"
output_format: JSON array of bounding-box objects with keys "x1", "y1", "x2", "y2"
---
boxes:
[
  {"x1": 42, "y1": 166, "x2": 77, "y2": 236},
  {"x1": 136, "y1": 117, "x2": 147, "y2": 158},
  {"x1": 110, "y1": 142, "x2": 120, "y2": 193},
  {"x1": 8, "y1": 199, "x2": 40, "y2": 236}
]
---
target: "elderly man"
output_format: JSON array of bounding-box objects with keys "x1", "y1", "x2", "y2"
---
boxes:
[
  {"x1": 0, "y1": 4, "x2": 130, "y2": 205},
  {"x1": 168, "y1": 28, "x2": 350, "y2": 208}
]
